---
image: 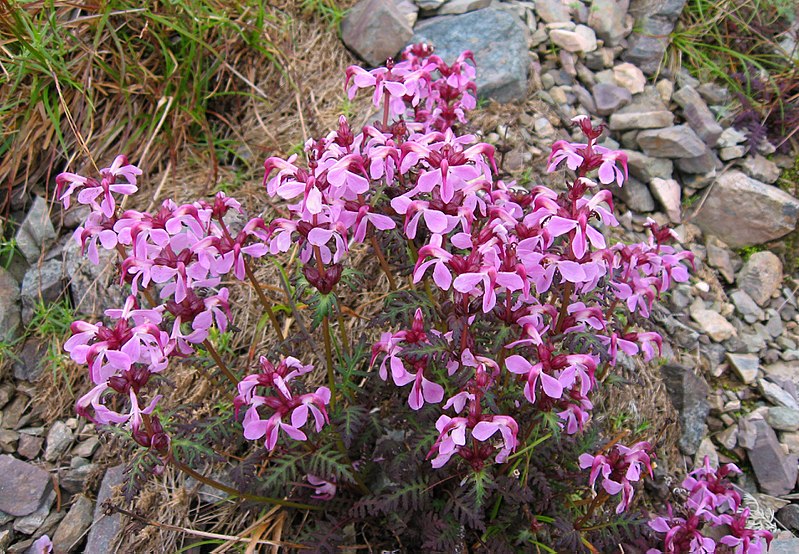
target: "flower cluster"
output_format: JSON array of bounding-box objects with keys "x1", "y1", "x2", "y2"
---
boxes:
[
  {"x1": 648, "y1": 457, "x2": 773, "y2": 554},
  {"x1": 234, "y1": 356, "x2": 331, "y2": 451},
  {"x1": 579, "y1": 441, "x2": 654, "y2": 513}
]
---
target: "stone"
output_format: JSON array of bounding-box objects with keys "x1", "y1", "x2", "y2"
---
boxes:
[
  {"x1": 718, "y1": 126, "x2": 748, "y2": 148},
  {"x1": 672, "y1": 85, "x2": 723, "y2": 146},
  {"x1": 17, "y1": 434, "x2": 43, "y2": 460},
  {"x1": 44, "y1": 421, "x2": 73, "y2": 462},
  {"x1": 768, "y1": 407, "x2": 799, "y2": 432},
  {"x1": 649, "y1": 178, "x2": 681, "y2": 223},
  {"x1": 437, "y1": 0, "x2": 490, "y2": 15},
  {"x1": 693, "y1": 437, "x2": 718, "y2": 468},
  {"x1": 0, "y1": 530, "x2": 10, "y2": 550},
  {"x1": 591, "y1": 83, "x2": 631, "y2": 116},
  {"x1": 341, "y1": 0, "x2": 413, "y2": 67},
  {"x1": 739, "y1": 417, "x2": 798, "y2": 496},
  {"x1": 61, "y1": 463, "x2": 97, "y2": 495},
  {"x1": 737, "y1": 251, "x2": 783, "y2": 307},
  {"x1": 20, "y1": 259, "x2": 65, "y2": 325},
  {"x1": 13, "y1": 340, "x2": 48, "y2": 382},
  {"x1": 697, "y1": 82, "x2": 729, "y2": 105},
  {"x1": 52, "y1": 495, "x2": 94, "y2": 553},
  {"x1": 675, "y1": 146, "x2": 721, "y2": 174},
  {"x1": 637, "y1": 125, "x2": 706, "y2": 158},
  {"x1": 691, "y1": 171, "x2": 799, "y2": 248},
  {"x1": 416, "y1": 0, "x2": 445, "y2": 8},
  {"x1": 770, "y1": 535, "x2": 799, "y2": 554},
  {"x1": 776, "y1": 504, "x2": 799, "y2": 532},
  {"x1": 549, "y1": 25, "x2": 598, "y2": 53},
  {"x1": 15, "y1": 196, "x2": 56, "y2": 264},
  {"x1": 612, "y1": 62, "x2": 646, "y2": 94},
  {"x1": 84, "y1": 465, "x2": 125, "y2": 554},
  {"x1": 741, "y1": 154, "x2": 781, "y2": 184},
  {"x1": 719, "y1": 145, "x2": 748, "y2": 161},
  {"x1": 535, "y1": 0, "x2": 571, "y2": 23},
  {"x1": 623, "y1": 0, "x2": 687, "y2": 74},
  {"x1": 608, "y1": 109, "x2": 674, "y2": 131},
  {"x1": 690, "y1": 306, "x2": 737, "y2": 342},
  {"x1": 614, "y1": 176, "x2": 655, "y2": 212},
  {"x1": 0, "y1": 267, "x2": 21, "y2": 342},
  {"x1": 759, "y1": 379, "x2": 799, "y2": 410},
  {"x1": 660, "y1": 363, "x2": 710, "y2": 455},
  {"x1": 13, "y1": 490, "x2": 54, "y2": 535},
  {"x1": 0, "y1": 429, "x2": 19, "y2": 453},
  {"x1": 0, "y1": 455, "x2": 52, "y2": 516},
  {"x1": 72, "y1": 436, "x2": 100, "y2": 458},
  {"x1": 395, "y1": 0, "x2": 419, "y2": 27},
  {"x1": 623, "y1": 150, "x2": 673, "y2": 182},
  {"x1": 716, "y1": 424, "x2": 738, "y2": 450},
  {"x1": 707, "y1": 244, "x2": 736, "y2": 284},
  {"x1": 726, "y1": 353, "x2": 760, "y2": 384},
  {"x1": 63, "y1": 235, "x2": 125, "y2": 319},
  {"x1": 412, "y1": 9, "x2": 529, "y2": 102},
  {"x1": 588, "y1": 0, "x2": 630, "y2": 46}
]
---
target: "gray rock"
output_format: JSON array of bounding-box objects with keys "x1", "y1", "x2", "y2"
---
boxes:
[
  {"x1": 535, "y1": 0, "x2": 571, "y2": 23},
  {"x1": 416, "y1": 0, "x2": 446, "y2": 8},
  {"x1": 691, "y1": 171, "x2": 799, "y2": 248},
  {"x1": 693, "y1": 437, "x2": 719, "y2": 468},
  {"x1": 768, "y1": 407, "x2": 799, "y2": 432},
  {"x1": 660, "y1": 363, "x2": 710, "y2": 455},
  {"x1": 52, "y1": 495, "x2": 94, "y2": 553},
  {"x1": 760, "y1": 379, "x2": 799, "y2": 410},
  {"x1": 716, "y1": 424, "x2": 738, "y2": 450},
  {"x1": 690, "y1": 306, "x2": 737, "y2": 342},
  {"x1": 672, "y1": 85, "x2": 723, "y2": 146},
  {"x1": 13, "y1": 340, "x2": 48, "y2": 382},
  {"x1": 395, "y1": 0, "x2": 419, "y2": 26},
  {"x1": 623, "y1": 150, "x2": 673, "y2": 182},
  {"x1": 766, "y1": 312, "x2": 783, "y2": 338},
  {"x1": 0, "y1": 455, "x2": 52, "y2": 517},
  {"x1": 718, "y1": 126, "x2": 748, "y2": 148},
  {"x1": 609, "y1": 109, "x2": 674, "y2": 131},
  {"x1": 739, "y1": 417, "x2": 798, "y2": 496},
  {"x1": 591, "y1": 83, "x2": 631, "y2": 116},
  {"x1": 437, "y1": 0, "x2": 490, "y2": 15},
  {"x1": 737, "y1": 251, "x2": 783, "y2": 307},
  {"x1": 649, "y1": 178, "x2": 681, "y2": 223},
  {"x1": 15, "y1": 196, "x2": 56, "y2": 264},
  {"x1": 0, "y1": 530, "x2": 11, "y2": 550},
  {"x1": 588, "y1": 0, "x2": 630, "y2": 46},
  {"x1": 549, "y1": 25, "x2": 598, "y2": 53},
  {"x1": 637, "y1": 125, "x2": 706, "y2": 158},
  {"x1": 20, "y1": 259, "x2": 65, "y2": 325},
  {"x1": 776, "y1": 504, "x2": 799, "y2": 532},
  {"x1": 719, "y1": 145, "x2": 748, "y2": 161},
  {"x1": 697, "y1": 82, "x2": 729, "y2": 105},
  {"x1": 13, "y1": 490, "x2": 54, "y2": 535},
  {"x1": 623, "y1": 0, "x2": 687, "y2": 74},
  {"x1": 0, "y1": 430, "x2": 19, "y2": 453},
  {"x1": 0, "y1": 267, "x2": 21, "y2": 342},
  {"x1": 726, "y1": 353, "x2": 759, "y2": 384},
  {"x1": 72, "y1": 436, "x2": 100, "y2": 458},
  {"x1": 341, "y1": 0, "x2": 413, "y2": 67},
  {"x1": 614, "y1": 176, "x2": 655, "y2": 212},
  {"x1": 17, "y1": 434, "x2": 43, "y2": 460},
  {"x1": 768, "y1": 535, "x2": 799, "y2": 554},
  {"x1": 84, "y1": 465, "x2": 125, "y2": 554},
  {"x1": 60, "y1": 463, "x2": 97, "y2": 495},
  {"x1": 44, "y1": 421, "x2": 73, "y2": 462},
  {"x1": 413, "y1": 9, "x2": 529, "y2": 102},
  {"x1": 741, "y1": 154, "x2": 782, "y2": 184},
  {"x1": 612, "y1": 62, "x2": 646, "y2": 94},
  {"x1": 706, "y1": 243, "x2": 736, "y2": 284},
  {"x1": 675, "y1": 146, "x2": 721, "y2": 174},
  {"x1": 63, "y1": 237, "x2": 125, "y2": 319}
]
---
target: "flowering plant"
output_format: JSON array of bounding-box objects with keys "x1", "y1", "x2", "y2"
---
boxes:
[{"x1": 56, "y1": 44, "x2": 769, "y2": 552}]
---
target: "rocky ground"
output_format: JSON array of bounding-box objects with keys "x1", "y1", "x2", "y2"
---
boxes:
[{"x1": 1, "y1": 0, "x2": 799, "y2": 551}]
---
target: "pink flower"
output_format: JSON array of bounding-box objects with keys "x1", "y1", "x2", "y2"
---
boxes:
[
  {"x1": 307, "y1": 474, "x2": 337, "y2": 501},
  {"x1": 579, "y1": 441, "x2": 653, "y2": 513}
]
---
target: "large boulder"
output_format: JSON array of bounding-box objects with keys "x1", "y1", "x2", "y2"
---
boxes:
[
  {"x1": 412, "y1": 8, "x2": 529, "y2": 102},
  {"x1": 692, "y1": 171, "x2": 799, "y2": 248}
]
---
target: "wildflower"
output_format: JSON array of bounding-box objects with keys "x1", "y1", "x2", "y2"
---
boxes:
[{"x1": 579, "y1": 441, "x2": 653, "y2": 513}]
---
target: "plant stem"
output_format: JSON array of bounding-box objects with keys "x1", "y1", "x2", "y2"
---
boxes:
[
  {"x1": 370, "y1": 235, "x2": 396, "y2": 290},
  {"x1": 322, "y1": 315, "x2": 336, "y2": 413},
  {"x1": 202, "y1": 339, "x2": 238, "y2": 386},
  {"x1": 170, "y1": 455, "x2": 320, "y2": 511},
  {"x1": 243, "y1": 259, "x2": 285, "y2": 343},
  {"x1": 336, "y1": 304, "x2": 350, "y2": 356},
  {"x1": 555, "y1": 281, "x2": 573, "y2": 334}
]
